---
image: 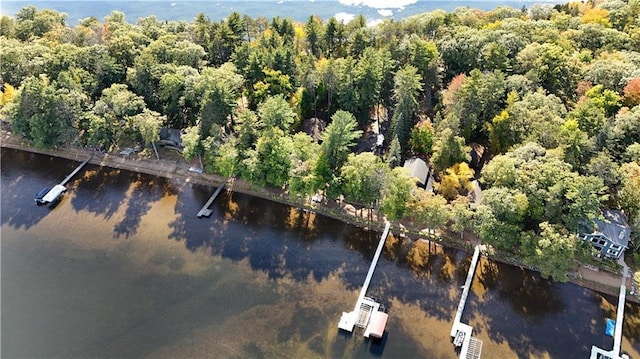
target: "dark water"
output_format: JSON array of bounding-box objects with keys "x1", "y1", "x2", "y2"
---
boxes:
[
  {"x1": 1, "y1": 148, "x2": 639, "y2": 358},
  {"x1": 1, "y1": 0, "x2": 565, "y2": 24}
]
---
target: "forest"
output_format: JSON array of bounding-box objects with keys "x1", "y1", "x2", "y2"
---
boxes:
[{"x1": 0, "y1": 2, "x2": 639, "y2": 282}]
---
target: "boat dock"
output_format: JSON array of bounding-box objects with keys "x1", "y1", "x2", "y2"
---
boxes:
[
  {"x1": 451, "y1": 245, "x2": 483, "y2": 359},
  {"x1": 60, "y1": 152, "x2": 93, "y2": 186},
  {"x1": 338, "y1": 221, "x2": 390, "y2": 337},
  {"x1": 590, "y1": 264, "x2": 631, "y2": 359},
  {"x1": 35, "y1": 152, "x2": 93, "y2": 205},
  {"x1": 197, "y1": 181, "x2": 226, "y2": 218}
]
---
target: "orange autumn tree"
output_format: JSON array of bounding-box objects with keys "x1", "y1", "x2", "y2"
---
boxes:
[{"x1": 623, "y1": 78, "x2": 640, "y2": 107}]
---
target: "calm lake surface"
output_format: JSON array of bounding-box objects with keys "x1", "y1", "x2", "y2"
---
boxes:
[{"x1": 1, "y1": 147, "x2": 639, "y2": 358}]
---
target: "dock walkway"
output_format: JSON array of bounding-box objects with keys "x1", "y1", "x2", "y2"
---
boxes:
[
  {"x1": 37, "y1": 152, "x2": 93, "y2": 205},
  {"x1": 590, "y1": 260, "x2": 631, "y2": 359},
  {"x1": 197, "y1": 180, "x2": 227, "y2": 218},
  {"x1": 451, "y1": 245, "x2": 483, "y2": 359},
  {"x1": 60, "y1": 152, "x2": 93, "y2": 186},
  {"x1": 338, "y1": 221, "x2": 390, "y2": 334}
]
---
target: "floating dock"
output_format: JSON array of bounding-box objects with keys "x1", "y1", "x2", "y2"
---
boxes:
[
  {"x1": 451, "y1": 245, "x2": 483, "y2": 359},
  {"x1": 35, "y1": 152, "x2": 93, "y2": 205},
  {"x1": 197, "y1": 181, "x2": 226, "y2": 218},
  {"x1": 589, "y1": 265, "x2": 630, "y2": 359},
  {"x1": 338, "y1": 221, "x2": 390, "y2": 337}
]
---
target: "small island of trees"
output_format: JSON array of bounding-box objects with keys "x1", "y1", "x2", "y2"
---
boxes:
[{"x1": 1, "y1": 1, "x2": 639, "y2": 284}]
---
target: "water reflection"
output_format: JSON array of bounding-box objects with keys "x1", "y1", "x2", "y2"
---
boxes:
[{"x1": 2, "y1": 148, "x2": 639, "y2": 359}]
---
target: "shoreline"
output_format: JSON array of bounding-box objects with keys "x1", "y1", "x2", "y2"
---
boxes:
[{"x1": 2, "y1": 132, "x2": 637, "y2": 303}]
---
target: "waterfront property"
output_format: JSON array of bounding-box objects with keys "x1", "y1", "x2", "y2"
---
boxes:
[{"x1": 579, "y1": 210, "x2": 631, "y2": 260}]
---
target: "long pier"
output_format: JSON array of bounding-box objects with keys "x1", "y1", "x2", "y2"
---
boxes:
[
  {"x1": 60, "y1": 152, "x2": 94, "y2": 186},
  {"x1": 37, "y1": 152, "x2": 93, "y2": 205},
  {"x1": 338, "y1": 221, "x2": 390, "y2": 333},
  {"x1": 451, "y1": 245, "x2": 482, "y2": 359},
  {"x1": 197, "y1": 181, "x2": 226, "y2": 218},
  {"x1": 590, "y1": 265, "x2": 630, "y2": 359}
]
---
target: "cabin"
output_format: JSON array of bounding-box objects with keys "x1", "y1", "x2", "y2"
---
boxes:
[
  {"x1": 159, "y1": 128, "x2": 184, "y2": 148},
  {"x1": 403, "y1": 157, "x2": 433, "y2": 192},
  {"x1": 579, "y1": 210, "x2": 631, "y2": 260}
]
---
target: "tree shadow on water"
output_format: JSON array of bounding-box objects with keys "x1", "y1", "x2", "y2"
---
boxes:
[
  {"x1": 167, "y1": 184, "x2": 387, "y2": 286},
  {"x1": 112, "y1": 174, "x2": 177, "y2": 239},
  {"x1": 465, "y1": 259, "x2": 616, "y2": 358},
  {"x1": 1, "y1": 149, "x2": 78, "y2": 229}
]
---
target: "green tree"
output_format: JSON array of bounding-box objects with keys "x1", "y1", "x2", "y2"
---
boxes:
[
  {"x1": 304, "y1": 16, "x2": 323, "y2": 58},
  {"x1": 618, "y1": 162, "x2": 640, "y2": 221},
  {"x1": 473, "y1": 204, "x2": 522, "y2": 251},
  {"x1": 340, "y1": 152, "x2": 388, "y2": 208},
  {"x1": 390, "y1": 65, "x2": 422, "y2": 151},
  {"x1": 6, "y1": 75, "x2": 82, "y2": 148},
  {"x1": 381, "y1": 167, "x2": 415, "y2": 221},
  {"x1": 558, "y1": 118, "x2": 592, "y2": 170},
  {"x1": 181, "y1": 125, "x2": 203, "y2": 161},
  {"x1": 517, "y1": 42, "x2": 579, "y2": 102},
  {"x1": 586, "y1": 151, "x2": 620, "y2": 189},
  {"x1": 431, "y1": 128, "x2": 470, "y2": 173},
  {"x1": 447, "y1": 69, "x2": 507, "y2": 141},
  {"x1": 451, "y1": 196, "x2": 473, "y2": 240},
  {"x1": 194, "y1": 63, "x2": 244, "y2": 136},
  {"x1": 288, "y1": 132, "x2": 321, "y2": 198},
  {"x1": 132, "y1": 109, "x2": 164, "y2": 160},
  {"x1": 258, "y1": 94, "x2": 297, "y2": 133},
  {"x1": 91, "y1": 83, "x2": 146, "y2": 148},
  {"x1": 480, "y1": 186, "x2": 529, "y2": 225},
  {"x1": 407, "y1": 189, "x2": 449, "y2": 236},
  {"x1": 315, "y1": 110, "x2": 362, "y2": 191},
  {"x1": 624, "y1": 143, "x2": 640, "y2": 163},
  {"x1": 607, "y1": 106, "x2": 640, "y2": 159},
  {"x1": 243, "y1": 128, "x2": 293, "y2": 187},
  {"x1": 527, "y1": 222, "x2": 579, "y2": 282},
  {"x1": 408, "y1": 120, "x2": 434, "y2": 157},
  {"x1": 385, "y1": 135, "x2": 402, "y2": 168}
]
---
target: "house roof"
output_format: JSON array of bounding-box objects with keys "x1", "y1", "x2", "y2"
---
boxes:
[
  {"x1": 593, "y1": 210, "x2": 631, "y2": 248},
  {"x1": 160, "y1": 128, "x2": 183, "y2": 147},
  {"x1": 403, "y1": 157, "x2": 429, "y2": 186},
  {"x1": 301, "y1": 117, "x2": 326, "y2": 142}
]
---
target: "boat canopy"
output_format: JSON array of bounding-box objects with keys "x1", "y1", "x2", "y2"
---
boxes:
[{"x1": 365, "y1": 311, "x2": 388, "y2": 339}]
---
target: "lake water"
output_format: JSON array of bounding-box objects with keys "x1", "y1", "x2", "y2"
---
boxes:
[
  {"x1": 1, "y1": 148, "x2": 639, "y2": 358},
  {"x1": 1, "y1": 0, "x2": 565, "y2": 24}
]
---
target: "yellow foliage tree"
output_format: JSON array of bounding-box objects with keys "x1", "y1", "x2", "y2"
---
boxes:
[
  {"x1": 582, "y1": 8, "x2": 611, "y2": 27},
  {"x1": 0, "y1": 83, "x2": 16, "y2": 106},
  {"x1": 435, "y1": 163, "x2": 475, "y2": 201}
]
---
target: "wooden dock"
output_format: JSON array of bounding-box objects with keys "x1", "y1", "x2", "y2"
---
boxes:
[
  {"x1": 590, "y1": 264, "x2": 630, "y2": 359},
  {"x1": 60, "y1": 152, "x2": 93, "y2": 186},
  {"x1": 197, "y1": 182, "x2": 226, "y2": 218},
  {"x1": 36, "y1": 152, "x2": 93, "y2": 205},
  {"x1": 451, "y1": 245, "x2": 483, "y2": 359},
  {"x1": 338, "y1": 221, "x2": 390, "y2": 333}
]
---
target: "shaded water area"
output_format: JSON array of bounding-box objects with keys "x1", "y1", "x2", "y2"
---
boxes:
[{"x1": 1, "y1": 148, "x2": 639, "y2": 358}]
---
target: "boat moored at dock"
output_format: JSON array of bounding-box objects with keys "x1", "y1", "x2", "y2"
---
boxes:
[{"x1": 36, "y1": 184, "x2": 66, "y2": 205}]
